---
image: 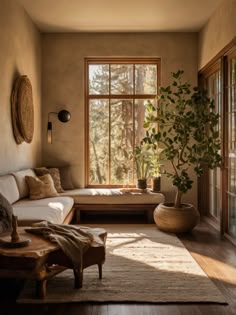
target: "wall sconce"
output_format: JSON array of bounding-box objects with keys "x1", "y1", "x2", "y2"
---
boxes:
[{"x1": 47, "y1": 110, "x2": 71, "y2": 144}]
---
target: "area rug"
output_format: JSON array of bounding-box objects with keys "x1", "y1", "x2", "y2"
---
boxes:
[{"x1": 17, "y1": 225, "x2": 226, "y2": 304}]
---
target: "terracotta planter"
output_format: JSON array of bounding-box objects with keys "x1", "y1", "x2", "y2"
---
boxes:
[
  {"x1": 137, "y1": 179, "x2": 147, "y2": 189},
  {"x1": 153, "y1": 202, "x2": 200, "y2": 233}
]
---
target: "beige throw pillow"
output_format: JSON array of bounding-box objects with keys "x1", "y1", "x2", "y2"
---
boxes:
[
  {"x1": 34, "y1": 167, "x2": 64, "y2": 193},
  {"x1": 25, "y1": 174, "x2": 59, "y2": 200},
  {"x1": 59, "y1": 166, "x2": 74, "y2": 190}
]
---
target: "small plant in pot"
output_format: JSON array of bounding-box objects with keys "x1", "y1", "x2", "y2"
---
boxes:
[
  {"x1": 142, "y1": 70, "x2": 222, "y2": 233},
  {"x1": 133, "y1": 143, "x2": 151, "y2": 189},
  {"x1": 147, "y1": 145, "x2": 163, "y2": 192}
]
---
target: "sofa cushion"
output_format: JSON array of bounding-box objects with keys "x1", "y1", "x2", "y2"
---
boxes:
[
  {"x1": 58, "y1": 166, "x2": 74, "y2": 190},
  {"x1": 12, "y1": 169, "x2": 36, "y2": 199},
  {"x1": 0, "y1": 193, "x2": 13, "y2": 233},
  {"x1": 13, "y1": 196, "x2": 74, "y2": 225},
  {"x1": 34, "y1": 167, "x2": 64, "y2": 193},
  {"x1": 25, "y1": 174, "x2": 59, "y2": 200},
  {"x1": 0, "y1": 175, "x2": 19, "y2": 204},
  {"x1": 60, "y1": 188, "x2": 165, "y2": 205}
]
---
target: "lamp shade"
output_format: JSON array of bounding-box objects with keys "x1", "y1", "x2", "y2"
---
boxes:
[{"x1": 58, "y1": 110, "x2": 71, "y2": 123}]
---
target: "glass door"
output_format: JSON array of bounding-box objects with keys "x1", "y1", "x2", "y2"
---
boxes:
[
  {"x1": 207, "y1": 69, "x2": 222, "y2": 221},
  {"x1": 226, "y1": 51, "x2": 236, "y2": 235},
  {"x1": 200, "y1": 64, "x2": 222, "y2": 222}
]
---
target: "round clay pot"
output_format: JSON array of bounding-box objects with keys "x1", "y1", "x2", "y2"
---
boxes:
[{"x1": 153, "y1": 202, "x2": 200, "y2": 233}]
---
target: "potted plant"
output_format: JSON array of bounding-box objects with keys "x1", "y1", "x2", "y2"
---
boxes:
[
  {"x1": 146, "y1": 145, "x2": 163, "y2": 192},
  {"x1": 142, "y1": 70, "x2": 221, "y2": 232},
  {"x1": 133, "y1": 143, "x2": 151, "y2": 189}
]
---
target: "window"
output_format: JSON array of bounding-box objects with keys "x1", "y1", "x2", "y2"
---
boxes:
[{"x1": 85, "y1": 58, "x2": 160, "y2": 187}]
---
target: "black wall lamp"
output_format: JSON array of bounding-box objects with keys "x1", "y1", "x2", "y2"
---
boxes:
[{"x1": 47, "y1": 110, "x2": 71, "y2": 144}]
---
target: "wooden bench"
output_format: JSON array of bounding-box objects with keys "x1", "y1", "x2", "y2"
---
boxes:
[{"x1": 60, "y1": 188, "x2": 165, "y2": 224}]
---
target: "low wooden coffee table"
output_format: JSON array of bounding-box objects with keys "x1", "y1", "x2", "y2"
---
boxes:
[{"x1": 0, "y1": 227, "x2": 106, "y2": 298}]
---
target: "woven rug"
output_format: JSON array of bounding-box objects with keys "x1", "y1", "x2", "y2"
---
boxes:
[{"x1": 17, "y1": 225, "x2": 226, "y2": 304}]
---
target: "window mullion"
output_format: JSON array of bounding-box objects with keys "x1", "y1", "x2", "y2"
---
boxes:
[
  {"x1": 108, "y1": 64, "x2": 111, "y2": 185},
  {"x1": 132, "y1": 98, "x2": 135, "y2": 186}
]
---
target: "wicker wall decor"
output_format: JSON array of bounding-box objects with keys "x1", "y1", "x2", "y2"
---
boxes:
[{"x1": 11, "y1": 75, "x2": 34, "y2": 144}]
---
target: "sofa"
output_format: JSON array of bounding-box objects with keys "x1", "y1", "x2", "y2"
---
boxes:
[
  {"x1": 0, "y1": 169, "x2": 74, "y2": 226},
  {"x1": 0, "y1": 168, "x2": 165, "y2": 226}
]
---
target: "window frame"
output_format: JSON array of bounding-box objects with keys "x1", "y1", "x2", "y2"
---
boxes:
[{"x1": 85, "y1": 57, "x2": 161, "y2": 187}]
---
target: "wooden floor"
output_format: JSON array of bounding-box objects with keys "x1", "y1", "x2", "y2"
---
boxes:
[{"x1": 0, "y1": 217, "x2": 236, "y2": 315}]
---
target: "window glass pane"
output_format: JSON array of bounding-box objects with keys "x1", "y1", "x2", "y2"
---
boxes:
[
  {"x1": 110, "y1": 100, "x2": 133, "y2": 185},
  {"x1": 135, "y1": 65, "x2": 157, "y2": 94},
  {"x1": 134, "y1": 99, "x2": 155, "y2": 145},
  {"x1": 89, "y1": 99, "x2": 109, "y2": 184},
  {"x1": 206, "y1": 69, "x2": 222, "y2": 220},
  {"x1": 89, "y1": 65, "x2": 109, "y2": 95},
  {"x1": 231, "y1": 58, "x2": 236, "y2": 85},
  {"x1": 228, "y1": 194, "x2": 236, "y2": 234},
  {"x1": 111, "y1": 65, "x2": 133, "y2": 94},
  {"x1": 232, "y1": 85, "x2": 236, "y2": 112}
]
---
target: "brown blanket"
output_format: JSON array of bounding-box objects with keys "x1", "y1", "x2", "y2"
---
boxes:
[
  {"x1": 25, "y1": 222, "x2": 104, "y2": 268},
  {"x1": 0, "y1": 193, "x2": 13, "y2": 234}
]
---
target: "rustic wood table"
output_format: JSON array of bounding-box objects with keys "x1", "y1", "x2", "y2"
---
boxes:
[{"x1": 0, "y1": 227, "x2": 106, "y2": 298}]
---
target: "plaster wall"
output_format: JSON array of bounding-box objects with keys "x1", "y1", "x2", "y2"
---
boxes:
[
  {"x1": 0, "y1": 0, "x2": 42, "y2": 175},
  {"x1": 198, "y1": 0, "x2": 236, "y2": 69},
  {"x1": 42, "y1": 32, "x2": 198, "y2": 206}
]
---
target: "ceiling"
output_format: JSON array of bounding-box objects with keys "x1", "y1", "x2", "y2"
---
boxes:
[{"x1": 17, "y1": 0, "x2": 224, "y2": 33}]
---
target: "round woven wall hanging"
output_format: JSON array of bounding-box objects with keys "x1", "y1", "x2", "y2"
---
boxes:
[{"x1": 11, "y1": 75, "x2": 34, "y2": 144}]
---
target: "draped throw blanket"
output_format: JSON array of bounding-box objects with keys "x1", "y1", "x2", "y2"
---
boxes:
[
  {"x1": 0, "y1": 193, "x2": 13, "y2": 234},
  {"x1": 25, "y1": 222, "x2": 104, "y2": 268}
]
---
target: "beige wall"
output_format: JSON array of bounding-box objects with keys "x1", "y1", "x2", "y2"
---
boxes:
[
  {"x1": 198, "y1": 0, "x2": 236, "y2": 69},
  {"x1": 42, "y1": 32, "x2": 198, "y2": 206},
  {"x1": 0, "y1": 0, "x2": 42, "y2": 175}
]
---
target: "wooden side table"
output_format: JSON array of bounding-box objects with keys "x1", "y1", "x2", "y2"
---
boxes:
[{"x1": 0, "y1": 227, "x2": 106, "y2": 298}]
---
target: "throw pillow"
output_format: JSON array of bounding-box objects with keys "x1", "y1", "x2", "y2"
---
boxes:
[
  {"x1": 34, "y1": 167, "x2": 64, "y2": 193},
  {"x1": 0, "y1": 193, "x2": 13, "y2": 234},
  {"x1": 34, "y1": 167, "x2": 48, "y2": 176},
  {"x1": 58, "y1": 165, "x2": 74, "y2": 190},
  {"x1": 25, "y1": 174, "x2": 59, "y2": 200}
]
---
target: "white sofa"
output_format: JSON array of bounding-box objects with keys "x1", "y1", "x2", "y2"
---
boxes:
[
  {"x1": 0, "y1": 169, "x2": 74, "y2": 226},
  {"x1": 0, "y1": 168, "x2": 165, "y2": 225}
]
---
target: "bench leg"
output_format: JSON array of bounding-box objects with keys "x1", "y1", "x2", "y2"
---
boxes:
[
  {"x1": 36, "y1": 279, "x2": 47, "y2": 299},
  {"x1": 98, "y1": 263, "x2": 103, "y2": 279},
  {"x1": 73, "y1": 268, "x2": 83, "y2": 288},
  {"x1": 147, "y1": 209, "x2": 154, "y2": 223},
  {"x1": 75, "y1": 208, "x2": 81, "y2": 223}
]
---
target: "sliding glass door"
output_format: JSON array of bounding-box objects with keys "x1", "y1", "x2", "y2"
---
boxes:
[
  {"x1": 200, "y1": 64, "x2": 222, "y2": 222},
  {"x1": 226, "y1": 51, "x2": 236, "y2": 235},
  {"x1": 207, "y1": 68, "x2": 222, "y2": 221},
  {"x1": 199, "y1": 45, "x2": 236, "y2": 239}
]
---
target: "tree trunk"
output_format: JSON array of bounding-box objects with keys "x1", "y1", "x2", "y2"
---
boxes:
[
  {"x1": 91, "y1": 140, "x2": 103, "y2": 184},
  {"x1": 174, "y1": 189, "x2": 183, "y2": 208}
]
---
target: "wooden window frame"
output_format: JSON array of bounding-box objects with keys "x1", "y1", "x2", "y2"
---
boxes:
[{"x1": 85, "y1": 57, "x2": 161, "y2": 188}]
